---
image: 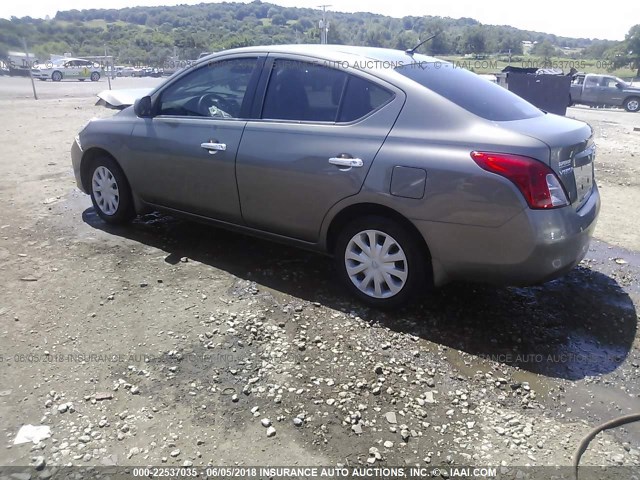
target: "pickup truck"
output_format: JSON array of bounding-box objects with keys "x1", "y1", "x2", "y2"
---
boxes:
[{"x1": 570, "y1": 73, "x2": 640, "y2": 112}]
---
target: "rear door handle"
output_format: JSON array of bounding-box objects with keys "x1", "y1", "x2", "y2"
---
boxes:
[
  {"x1": 329, "y1": 157, "x2": 363, "y2": 168},
  {"x1": 201, "y1": 142, "x2": 226, "y2": 154}
]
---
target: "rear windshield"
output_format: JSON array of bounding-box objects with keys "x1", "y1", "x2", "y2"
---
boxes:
[{"x1": 396, "y1": 63, "x2": 544, "y2": 121}]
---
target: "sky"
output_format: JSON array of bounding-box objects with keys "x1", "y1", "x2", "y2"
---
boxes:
[{"x1": 1, "y1": 0, "x2": 637, "y2": 41}]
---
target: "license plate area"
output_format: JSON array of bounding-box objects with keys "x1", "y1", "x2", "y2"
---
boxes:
[{"x1": 574, "y1": 146, "x2": 595, "y2": 206}]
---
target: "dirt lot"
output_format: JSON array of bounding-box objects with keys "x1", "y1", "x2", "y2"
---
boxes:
[{"x1": 0, "y1": 76, "x2": 639, "y2": 478}]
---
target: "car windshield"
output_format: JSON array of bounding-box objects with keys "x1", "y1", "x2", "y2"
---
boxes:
[{"x1": 396, "y1": 62, "x2": 544, "y2": 121}]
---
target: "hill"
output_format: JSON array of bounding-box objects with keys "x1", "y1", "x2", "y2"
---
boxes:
[{"x1": 0, "y1": 1, "x2": 625, "y2": 66}]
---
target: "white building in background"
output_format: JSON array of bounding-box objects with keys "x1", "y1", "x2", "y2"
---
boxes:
[
  {"x1": 522, "y1": 41, "x2": 536, "y2": 55},
  {"x1": 6, "y1": 51, "x2": 39, "y2": 69}
]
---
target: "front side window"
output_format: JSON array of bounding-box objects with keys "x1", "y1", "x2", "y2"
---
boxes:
[
  {"x1": 262, "y1": 59, "x2": 393, "y2": 122},
  {"x1": 602, "y1": 77, "x2": 625, "y2": 88},
  {"x1": 158, "y1": 58, "x2": 257, "y2": 118}
]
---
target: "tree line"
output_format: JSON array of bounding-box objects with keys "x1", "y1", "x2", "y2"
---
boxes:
[{"x1": 0, "y1": 0, "x2": 638, "y2": 76}]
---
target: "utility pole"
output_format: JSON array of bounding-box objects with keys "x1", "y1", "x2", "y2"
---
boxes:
[
  {"x1": 22, "y1": 38, "x2": 37, "y2": 100},
  {"x1": 318, "y1": 5, "x2": 331, "y2": 44},
  {"x1": 105, "y1": 44, "x2": 112, "y2": 90}
]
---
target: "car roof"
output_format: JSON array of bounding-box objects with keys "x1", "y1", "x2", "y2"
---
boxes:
[
  {"x1": 196, "y1": 44, "x2": 445, "y2": 85},
  {"x1": 200, "y1": 44, "x2": 441, "y2": 69},
  {"x1": 56, "y1": 57, "x2": 90, "y2": 63}
]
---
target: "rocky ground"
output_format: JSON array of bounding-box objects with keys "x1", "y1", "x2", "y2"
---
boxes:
[{"x1": 0, "y1": 77, "x2": 639, "y2": 479}]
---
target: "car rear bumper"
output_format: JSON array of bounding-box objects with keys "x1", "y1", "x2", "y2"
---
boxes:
[{"x1": 416, "y1": 184, "x2": 601, "y2": 287}]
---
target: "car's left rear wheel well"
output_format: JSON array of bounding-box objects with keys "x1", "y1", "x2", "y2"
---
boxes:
[{"x1": 326, "y1": 203, "x2": 433, "y2": 282}]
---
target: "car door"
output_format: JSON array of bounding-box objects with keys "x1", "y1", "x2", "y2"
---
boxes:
[
  {"x1": 581, "y1": 75, "x2": 601, "y2": 104},
  {"x1": 78, "y1": 60, "x2": 92, "y2": 80},
  {"x1": 236, "y1": 57, "x2": 405, "y2": 242},
  {"x1": 65, "y1": 61, "x2": 80, "y2": 79},
  {"x1": 598, "y1": 76, "x2": 625, "y2": 106},
  {"x1": 127, "y1": 55, "x2": 262, "y2": 222}
]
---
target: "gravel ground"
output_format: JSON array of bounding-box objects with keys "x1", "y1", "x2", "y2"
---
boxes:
[{"x1": 0, "y1": 76, "x2": 639, "y2": 477}]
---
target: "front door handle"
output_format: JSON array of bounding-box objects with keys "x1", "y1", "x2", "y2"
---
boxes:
[
  {"x1": 201, "y1": 142, "x2": 227, "y2": 154},
  {"x1": 329, "y1": 157, "x2": 363, "y2": 168}
]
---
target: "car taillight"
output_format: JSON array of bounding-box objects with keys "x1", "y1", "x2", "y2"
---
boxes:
[{"x1": 471, "y1": 151, "x2": 569, "y2": 209}]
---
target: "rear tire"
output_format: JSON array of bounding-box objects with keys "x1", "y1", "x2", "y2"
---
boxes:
[
  {"x1": 87, "y1": 155, "x2": 135, "y2": 224},
  {"x1": 624, "y1": 97, "x2": 640, "y2": 112},
  {"x1": 334, "y1": 216, "x2": 427, "y2": 308}
]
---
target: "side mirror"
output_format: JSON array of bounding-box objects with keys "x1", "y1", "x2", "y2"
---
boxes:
[
  {"x1": 134, "y1": 96, "x2": 152, "y2": 117},
  {"x1": 616, "y1": 83, "x2": 624, "y2": 89}
]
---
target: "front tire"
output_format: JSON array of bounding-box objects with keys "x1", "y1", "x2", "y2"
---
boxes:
[
  {"x1": 624, "y1": 97, "x2": 640, "y2": 112},
  {"x1": 88, "y1": 156, "x2": 135, "y2": 224},
  {"x1": 90, "y1": 72, "x2": 100, "y2": 82},
  {"x1": 334, "y1": 216, "x2": 427, "y2": 308},
  {"x1": 51, "y1": 71, "x2": 62, "y2": 82}
]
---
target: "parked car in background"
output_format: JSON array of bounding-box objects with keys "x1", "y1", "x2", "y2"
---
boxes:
[
  {"x1": 141, "y1": 67, "x2": 163, "y2": 77},
  {"x1": 72, "y1": 45, "x2": 600, "y2": 307},
  {"x1": 119, "y1": 66, "x2": 144, "y2": 77},
  {"x1": 570, "y1": 73, "x2": 640, "y2": 112},
  {"x1": 32, "y1": 58, "x2": 102, "y2": 82}
]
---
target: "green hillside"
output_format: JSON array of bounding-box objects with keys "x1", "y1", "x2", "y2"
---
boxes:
[{"x1": 0, "y1": 0, "x2": 637, "y2": 75}]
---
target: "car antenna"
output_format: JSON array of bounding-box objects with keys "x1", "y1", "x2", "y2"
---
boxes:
[{"x1": 406, "y1": 32, "x2": 440, "y2": 56}]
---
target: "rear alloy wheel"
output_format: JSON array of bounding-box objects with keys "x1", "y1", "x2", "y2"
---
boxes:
[
  {"x1": 51, "y1": 71, "x2": 62, "y2": 82},
  {"x1": 88, "y1": 156, "x2": 135, "y2": 224},
  {"x1": 624, "y1": 97, "x2": 640, "y2": 112},
  {"x1": 335, "y1": 216, "x2": 426, "y2": 308},
  {"x1": 90, "y1": 72, "x2": 100, "y2": 82}
]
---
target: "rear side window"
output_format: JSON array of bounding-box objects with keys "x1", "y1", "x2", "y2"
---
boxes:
[
  {"x1": 262, "y1": 60, "x2": 346, "y2": 122},
  {"x1": 396, "y1": 63, "x2": 543, "y2": 121},
  {"x1": 338, "y1": 76, "x2": 393, "y2": 122},
  {"x1": 262, "y1": 60, "x2": 393, "y2": 122},
  {"x1": 584, "y1": 76, "x2": 599, "y2": 88}
]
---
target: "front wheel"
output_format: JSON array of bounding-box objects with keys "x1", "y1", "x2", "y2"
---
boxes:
[
  {"x1": 334, "y1": 216, "x2": 428, "y2": 308},
  {"x1": 51, "y1": 71, "x2": 62, "y2": 82},
  {"x1": 624, "y1": 97, "x2": 640, "y2": 112},
  {"x1": 88, "y1": 156, "x2": 135, "y2": 224},
  {"x1": 90, "y1": 72, "x2": 100, "y2": 82}
]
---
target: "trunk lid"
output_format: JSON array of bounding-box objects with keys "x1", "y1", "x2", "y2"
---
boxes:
[{"x1": 500, "y1": 113, "x2": 595, "y2": 209}]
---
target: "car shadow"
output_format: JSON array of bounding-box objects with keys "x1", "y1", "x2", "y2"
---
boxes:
[{"x1": 83, "y1": 208, "x2": 638, "y2": 381}]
